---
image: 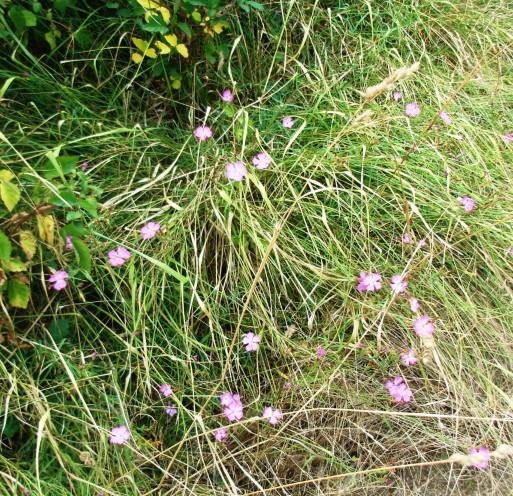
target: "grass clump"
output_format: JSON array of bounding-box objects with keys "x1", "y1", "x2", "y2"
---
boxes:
[{"x1": 1, "y1": 0, "x2": 513, "y2": 494}]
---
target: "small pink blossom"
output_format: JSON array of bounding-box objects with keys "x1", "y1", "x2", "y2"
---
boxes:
[
  {"x1": 65, "y1": 235, "x2": 74, "y2": 251},
  {"x1": 165, "y1": 405, "x2": 177, "y2": 417},
  {"x1": 220, "y1": 392, "x2": 243, "y2": 422},
  {"x1": 226, "y1": 160, "x2": 247, "y2": 182},
  {"x1": 262, "y1": 406, "x2": 283, "y2": 425},
  {"x1": 417, "y1": 239, "x2": 427, "y2": 248},
  {"x1": 48, "y1": 270, "x2": 69, "y2": 291},
  {"x1": 252, "y1": 152, "x2": 272, "y2": 170},
  {"x1": 316, "y1": 346, "x2": 327, "y2": 359},
  {"x1": 357, "y1": 271, "x2": 382, "y2": 292},
  {"x1": 502, "y1": 132, "x2": 513, "y2": 144},
  {"x1": 109, "y1": 425, "x2": 131, "y2": 445},
  {"x1": 214, "y1": 427, "x2": 228, "y2": 442},
  {"x1": 220, "y1": 89, "x2": 234, "y2": 103},
  {"x1": 80, "y1": 161, "x2": 89, "y2": 171},
  {"x1": 413, "y1": 314, "x2": 435, "y2": 337},
  {"x1": 193, "y1": 125, "x2": 213, "y2": 142},
  {"x1": 390, "y1": 275, "x2": 408, "y2": 294},
  {"x1": 439, "y1": 111, "x2": 452, "y2": 125},
  {"x1": 509, "y1": 247, "x2": 513, "y2": 256},
  {"x1": 282, "y1": 116, "x2": 295, "y2": 128},
  {"x1": 405, "y1": 102, "x2": 420, "y2": 117},
  {"x1": 409, "y1": 297, "x2": 420, "y2": 313},
  {"x1": 242, "y1": 332, "x2": 260, "y2": 352},
  {"x1": 140, "y1": 221, "x2": 160, "y2": 240},
  {"x1": 90, "y1": 350, "x2": 98, "y2": 360},
  {"x1": 385, "y1": 376, "x2": 413, "y2": 403},
  {"x1": 283, "y1": 382, "x2": 292, "y2": 390},
  {"x1": 108, "y1": 246, "x2": 131, "y2": 267},
  {"x1": 469, "y1": 447, "x2": 491, "y2": 470},
  {"x1": 458, "y1": 195, "x2": 477, "y2": 213},
  {"x1": 400, "y1": 349, "x2": 417, "y2": 366},
  {"x1": 402, "y1": 234, "x2": 412, "y2": 245},
  {"x1": 393, "y1": 91, "x2": 402, "y2": 102},
  {"x1": 159, "y1": 384, "x2": 173, "y2": 397}
]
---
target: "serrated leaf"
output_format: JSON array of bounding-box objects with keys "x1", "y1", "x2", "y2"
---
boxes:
[
  {"x1": 0, "y1": 230, "x2": 12, "y2": 261},
  {"x1": 0, "y1": 180, "x2": 20, "y2": 211},
  {"x1": 175, "y1": 43, "x2": 189, "y2": 58},
  {"x1": 72, "y1": 238, "x2": 91, "y2": 273},
  {"x1": 19, "y1": 230, "x2": 37, "y2": 260},
  {"x1": 7, "y1": 279, "x2": 30, "y2": 309},
  {"x1": 3, "y1": 258, "x2": 27, "y2": 272},
  {"x1": 37, "y1": 215, "x2": 55, "y2": 246}
]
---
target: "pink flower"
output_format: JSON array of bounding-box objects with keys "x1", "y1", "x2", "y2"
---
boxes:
[
  {"x1": 193, "y1": 125, "x2": 213, "y2": 142},
  {"x1": 109, "y1": 425, "x2": 131, "y2": 445},
  {"x1": 405, "y1": 102, "x2": 421, "y2": 117},
  {"x1": 439, "y1": 111, "x2": 452, "y2": 125},
  {"x1": 417, "y1": 239, "x2": 427, "y2": 248},
  {"x1": 220, "y1": 392, "x2": 243, "y2": 422},
  {"x1": 502, "y1": 132, "x2": 513, "y2": 144},
  {"x1": 214, "y1": 427, "x2": 228, "y2": 442},
  {"x1": 409, "y1": 297, "x2": 420, "y2": 313},
  {"x1": 48, "y1": 270, "x2": 69, "y2": 291},
  {"x1": 357, "y1": 271, "x2": 382, "y2": 292},
  {"x1": 242, "y1": 332, "x2": 260, "y2": 352},
  {"x1": 283, "y1": 382, "x2": 292, "y2": 390},
  {"x1": 413, "y1": 314, "x2": 435, "y2": 337},
  {"x1": 400, "y1": 349, "x2": 417, "y2": 366},
  {"x1": 402, "y1": 234, "x2": 412, "y2": 245},
  {"x1": 458, "y1": 195, "x2": 477, "y2": 213},
  {"x1": 469, "y1": 447, "x2": 490, "y2": 470},
  {"x1": 316, "y1": 346, "x2": 327, "y2": 359},
  {"x1": 90, "y1": 349, "x2": 97, "y2": 360},
  {"x1": 226, "y1": 161, "x2": 247, "y2": 182},
  {"x1": 509, "y1": 247, "x2": 513, "y2": 256},
  {"x1": 390, "y1": 275, "x2": 408, "y2": 294},
  {"x1": 65, "y1": 235, "x2": 74, "y2": 251},
  {"x1": 252, "y1": 152, "x2": 272, "y2": 170},
  {"x1": 385, "y1": 376, "x2": 413, "y2": 403},
  {"x1": 80, "y1": 161, "x2": 89, "y2": 171},
  {"x1": 165, "y1": 405, "x2": 177, "y2": 417},
  {"x1": 108, "y1": 246, "x2": 131, "y2": 267},
  {"x1": 282, "y1": 116, "x2": 295, "y2": 128},
  {"x1": 140, "y1": 221, "x2": 160, "y2": 240},
  {"x1": 159, "y1": 384, "x2": 173, "y2": 397},
  {"x1": 221, "y1": 89, "x2": 234, "y2": 103},
  {"x1": 262, "y1": 406, "x2": 283, "y2": 425},
  {"x1": 393, "y1": 91, "x2": 402, "y2": 102}
]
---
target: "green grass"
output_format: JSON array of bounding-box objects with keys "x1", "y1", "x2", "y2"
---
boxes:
[{"x1": 1, "y1": 0, "x2": 513, "y2": 494}]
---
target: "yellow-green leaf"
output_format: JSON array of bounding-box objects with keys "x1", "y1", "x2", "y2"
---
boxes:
[
  {"x1": 0, "y1": 180, "x2": 20, "y2": 211},
  {"x1": 19, "y1": 230, "x2": 37, "y2": 260},
  {"x1": 3, "y1": 258, "x2": 27, "y2": 272},
  {"x1": 213, "y1": 21, "x2": 228, "y2": 34},
  {"x1": 155, "y1": 40, "x2": 171, "y2": 54},
  {"x1": 175, "y1": 44, "x2": 189, "y2": 58},
  {"x1": 164, "y1": 34, "x2": 177, "y2": 47},
  {"x1": 171, "y1": 79, "x2": 181, "y2": 89},
  {"x1": 132, "y1": 52, "x2": 144, "y2": 64},
  {"x1": 0, "y1": 230, "x2": 12, "y2": 261},
  {"x1": 132, "y1": 37, "x2": 150, "y2": 52},
  {"x1": 0, "y1": 170, "x2": 15, "y2": 182},
  {"x1": 37, "y1": 215, "x2": 55, "y2": 246},
  {"x1": 191, "y1": 10, "x2": 201, "y2": 22},
  {"x1": 7, "y1": 279, "x2": 30, "y2": 309}
]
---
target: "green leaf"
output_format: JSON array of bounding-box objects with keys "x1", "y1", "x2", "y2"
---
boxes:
[
  {"x1": 74, "y1": 28, "x2": 93, "y2": 48},
  {"x1": 44, "y1": 30, "x2": 57, "y2": 50},
  {"x1": 50, "y1": 190, "x2": 77, "y2": 207},
  {"x1": 49, "y1": 318, "x2": 71, "y2": 341},
  {"x1": 7, "y1": 279, "x2": 30, "y2": 309},
  {"x1": 0, "y1": 180, "x2": 21, "y2": 211},
  {"x1": 141, "y1": 17, "x2": 169, "y2": 33},
  {"x1": 246, "y1": 0, "x2": 264, "y2": 10},
  {"x1": 2, "y1": 415, "x2": 20, "y2": 439},
  {"x1": 106, "y1": 1, "x2": 119, "y2": 7},
  {"x1": 0, "y1": 230, "x2": 12, "y2": 261},
  {"x1": 54, "y1": 0, "x2": 74, "y2": 14},
  {"x1": 78, "y1": 198, "x2": 97, "y2": 218},
  {"x1": 177, "y1": 22, "x2": 192, "y2": 38},
  {"x1": 40, "y1": 155, "x2": 79, "y2": 180},
  {"x1": 72, "y1": 238, "x2": 92, "y2": 273},
  {"x1": 3, "y1": 258, "x2": 28, "y2": 272},
  {"x1": 32, "y1": 2, "x2": 43, "y2": 13},
  {"x1": 61, "y1": 222, "x2": 86, "y2": 237},
  {"x1": 8, "y1": 6, "x2": 37, "y2": 32}
]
